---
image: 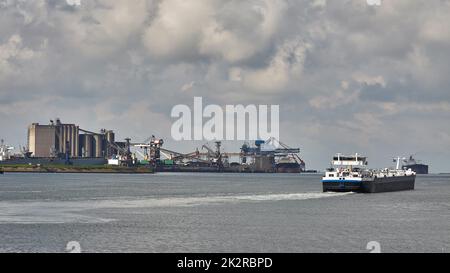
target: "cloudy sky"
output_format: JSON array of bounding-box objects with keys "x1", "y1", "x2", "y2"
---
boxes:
[{"x1": 1, "y1": 0, "x2": 450, "y2": 172}]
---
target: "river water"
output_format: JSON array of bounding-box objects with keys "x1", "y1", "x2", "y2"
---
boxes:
[{"x1": 0, "y1": 172, "x2": 449, "y2": 253}]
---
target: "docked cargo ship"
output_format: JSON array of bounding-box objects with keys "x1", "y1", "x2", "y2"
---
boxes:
[
  {"x1": 0, "y1": 157, "x2": 107, "y2": 166},
  {"x1": 276, "y1": 156, "x2": 302, "y2": 173},
  {"x1": 322, "y1": 154, "x2": 416, "y2": 193},
  {"x1": 402, "y1": 155, "x2": 429, "y2": 174},
  {"x1": 0, "y1": 140, "x2": 14, "y2": 162},
  {"x1": 1, "y1": 139, "x2": 106, "y2": 166}
]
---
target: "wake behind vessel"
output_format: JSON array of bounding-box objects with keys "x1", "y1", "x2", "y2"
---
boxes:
[{"x1": 322, "y1": 154, "x2": 416, "y2": 193}]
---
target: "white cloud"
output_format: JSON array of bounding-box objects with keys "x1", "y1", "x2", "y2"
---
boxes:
[
  {"x1": 0, "y1": 34, "x2": 45, "y2": 83},
  {"x1": 312, "y1": 0, "x2": 327, "y2": 8},
  {"x1": 199, "y1": 0, "x2": 285, "y2": 63},
  {"x1": 309, "y1": 88, "x2": 359, "y2": 110},
  {"x1": 352, "y1": 73, "x2": 386, "y2": 87},
  {"x1": 181, "y1": 81, "x2": 196, "y2": 92},
  {"x1": 66, "y1": 0, "x2": 81, "y2": 7},
  {"x1": 59, "y1": 0, "x2": 149, "y2": 57},
  {"x1": 142, "y1": 0, "x2": 213, "y2": 59},
  {"x1": 142, "y1": 0, "x2": 285, "y2": 63},
  {"x1": 241, "y1": 38, "x2": 312, "y2": 92}
]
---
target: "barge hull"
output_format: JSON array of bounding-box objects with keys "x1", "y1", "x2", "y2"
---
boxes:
[
  {"x1": 361, "y1": 175, "x2": 415, "y2": 193},
  {"x1": 322, "y1": 182, "x2": 362, "y2": 192},
  {"x1": 323, "y1": 176, "x2": 415, "y2": 193}
]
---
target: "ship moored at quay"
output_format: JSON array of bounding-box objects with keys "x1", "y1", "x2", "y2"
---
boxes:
[{"x1": 322, "y1": 154, "x2": 416, "y2": 193}]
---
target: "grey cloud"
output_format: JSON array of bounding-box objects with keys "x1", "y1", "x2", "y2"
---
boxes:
[{"x1": 359, "y1": 83, "x2": 393, "y2": 102}]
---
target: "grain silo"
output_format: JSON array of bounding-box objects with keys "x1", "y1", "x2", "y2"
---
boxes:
[{"x1": 93, "y1": 134, "x2": 104, "y2": 158}]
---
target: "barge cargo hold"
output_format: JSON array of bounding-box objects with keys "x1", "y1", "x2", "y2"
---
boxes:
[{"x1": 361, "y1": 175, "x2": 415, "y2": 193}]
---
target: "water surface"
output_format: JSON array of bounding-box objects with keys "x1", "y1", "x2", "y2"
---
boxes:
[{"x1": 0, "y1": 173, "x2": 449, "y2": 252}]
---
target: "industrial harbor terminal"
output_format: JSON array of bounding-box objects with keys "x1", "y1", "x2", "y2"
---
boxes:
[{"x1": 1, "y1": 119, "x2": 310, "y2": 174}]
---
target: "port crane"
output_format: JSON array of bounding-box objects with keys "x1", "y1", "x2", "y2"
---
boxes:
[
  {"x1": 264, "y1": 137, "x2": 305, "y2": 165},
  {"x1": 124, "y1": 134, "x2": 305, "y2": 172},
  {"x1": 131, "y1": 136, "x2": 210, "y2": 166},
  {"x1": 238, "y1": 137, "x2": 305, "y2": 171}
]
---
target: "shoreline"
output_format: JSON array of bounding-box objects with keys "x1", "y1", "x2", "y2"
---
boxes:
[{"x1": 0, "y1": 165, "x2": 154, "y2": 174}]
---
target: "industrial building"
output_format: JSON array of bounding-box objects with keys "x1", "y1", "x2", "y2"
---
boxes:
[
  {"x1": 27, "y1": 119, "x2": 117, "y2": 160},
  {"x1": 23, "y1": 119, "x2": 306, "y2": 172},
  {"x1": 28, "y1": 123, "x2": 57, "y2": 157},
  {"x1": 153, "y1": 138, "x2": 306, "y2": 173}
]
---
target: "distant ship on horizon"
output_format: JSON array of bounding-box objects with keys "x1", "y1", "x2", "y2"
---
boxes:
[{"x1": 402, "y1": 155, "x2": 429, "y2": 174}]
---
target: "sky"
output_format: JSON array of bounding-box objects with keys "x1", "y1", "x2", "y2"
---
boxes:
[{"x1": 1, "y1": 0, "x2": 450, "y2": 172}]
